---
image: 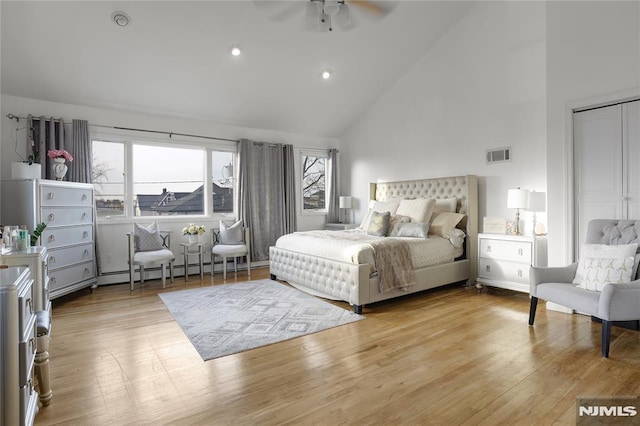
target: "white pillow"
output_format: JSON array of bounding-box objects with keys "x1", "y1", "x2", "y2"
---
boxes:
[
  {"x1": 433, "y1": 197, "x2": 457, "y2": 214},
  {"x1": 572, "y1": 243, "x2": 638, "y2": 288},
  {"x1": 134, "y1": 222, "x2": 164, "y2": 252},
  {"x1": 429, "y1": 212, "x2": 465, "y2": 238},
  {"x1": 574, "y1": 256, "x2": 635, "y2": 291},
  {"x1": 395, "y1": 198, "x2": 436, "y2": 224},
  {"x1": 359, "y1": 199, "x2": 401, "y2": 230},
  {"x1": 219, "y1": 220, "x2": 243, "y2": 245}
]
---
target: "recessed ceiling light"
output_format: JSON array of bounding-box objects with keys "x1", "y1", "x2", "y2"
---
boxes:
[
  {"x1": 321, "y1": 69, "x2": 332, "y2": 80},
  {"x1": 230, "y1": 45, "x2": 242, "y2": 56},
  {"x1": 111, "y1": 11, "x2": 131, "y2": 27}
]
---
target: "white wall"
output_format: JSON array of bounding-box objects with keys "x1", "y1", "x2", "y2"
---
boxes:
[
  {"x1": 546, "y1": 1, "x2": 640, "y2": 265},
  {"x1": 340, "y1": 2, "x2": 547, "y2": 235},
  {"x1": 1, "y1": 95, "x2": 338, "y2": 282}
]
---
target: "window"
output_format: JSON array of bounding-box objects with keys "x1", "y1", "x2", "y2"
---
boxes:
[
  {"x1": 132, "y1": 145, "x2": 204, "y2": 216},
  {"x1": 212, "y1": 151, "x2": 234, "y2": 213},
  {"x1": 91, "y1": 136, "x2": 236, "y2": 219},
  {"x1": 93, "y1": 140, "x2": 125, "y2": 217},
  {"x1": 301, "y1": 153, "x2": 327, "y2": 212}
]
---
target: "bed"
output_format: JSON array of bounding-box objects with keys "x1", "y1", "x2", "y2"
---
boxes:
[{"x1": 269, "y1": 175, "x2": 478, "y2": 313}]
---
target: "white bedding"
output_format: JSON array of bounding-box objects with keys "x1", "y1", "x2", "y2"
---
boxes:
[{"x1": 274, "y1": 229, "x2": 463, "y2": 274}]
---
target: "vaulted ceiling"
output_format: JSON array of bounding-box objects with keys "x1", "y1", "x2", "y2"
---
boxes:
[{"x1": 1, "y1": 1, "x2": 472, "y2": 137}]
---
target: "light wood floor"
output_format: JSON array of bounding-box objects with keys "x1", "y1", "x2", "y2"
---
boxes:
[{"x1": 34, "y1": 267, "x2": 640, "y2": 425}]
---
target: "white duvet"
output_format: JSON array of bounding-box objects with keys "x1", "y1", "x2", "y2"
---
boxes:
[{"x1": 274, "y1": 229, "x2": 463, "y2": 273}]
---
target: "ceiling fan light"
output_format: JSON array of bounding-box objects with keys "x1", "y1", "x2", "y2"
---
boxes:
[
  {"x1": 324, "y1": 0, "x2": 340, "y2": 18},
  {"x1": 321, "y1": 69, "x2": 332, "y2": 80}
]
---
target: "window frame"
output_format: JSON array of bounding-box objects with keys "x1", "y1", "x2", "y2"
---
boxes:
[
  {"x1": 91, "y1": 128, "x2": 237, "y2": 223},
  {"x1": 300, "y1": 149, "x2": 329, "y2": 216}
]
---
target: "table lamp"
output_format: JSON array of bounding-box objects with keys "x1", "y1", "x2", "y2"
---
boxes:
[
  {"x1": 507, "y1": 188, "x2": 529, "y2": 235},
  {"x1": 339, "y1": 195, "x2": 352, "y2": 224},
  {"x1": 528, "y1": 191, "x2": 546, "y2": 236}
]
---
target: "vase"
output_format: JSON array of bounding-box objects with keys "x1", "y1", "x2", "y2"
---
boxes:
[
  {"x1": 52, "y1": 158, "x2": 68, "y2": 181},
  {"x1": 188, "y1": 234, "x2": 198, "y2": 244}
]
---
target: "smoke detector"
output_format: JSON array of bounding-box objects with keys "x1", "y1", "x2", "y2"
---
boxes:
[{"x1": 111, "y1": 11, "x2": 131, "y2": 27}]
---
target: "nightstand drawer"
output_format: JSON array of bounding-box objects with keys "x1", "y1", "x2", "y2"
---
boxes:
[
  {"x1": 478, "y1": 258, "x2": 530, "y2": 284},
  {"x1": 480, "y1": 239, "x2": 532, "y2": 262}
]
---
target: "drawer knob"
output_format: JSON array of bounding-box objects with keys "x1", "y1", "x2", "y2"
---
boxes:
[
  {"x1": 82, "y1": 212, "x2": 87, "y2": 219},
  {"x1": 83, "y1": 231, "x2": 89, "y2": 238},
  {"x1": 487, "y1": 245, "x2": 492, "y2": 253},
  {"x1": 518, "y1": 248, "x2": 523, "y2": 256},
  {"x1": 82, "y1": 194, "x2": 88, "y2": 201},
  {"x1": 83, "y1": 249, "x2": 89, "y2": 256},
  {"x1": 485, "y1": 265, "x2": 491, "y2": 273},
  {"x1": 518, "y1": 269, "x2": 523, "y2": 277},
  {"x1": 48, "y1": 235, "x2": 56, "y2": 242},
  {"x1": 50, "y1": 277, "x2": 56, "y2": 285},
  {"x1": 48, "y1": 192, "x2": 54, "y2": 200},
  {"x1": 50, "y1": 256, "x2": 56, "y2": 263},
  {"x1": 48, "y1": 213, "x2": 55, "y2": 221},
  {"x1": 26, "y1": 297, "x2": 33, "y2": 314},
  {"x1": 84, "y1": 267, "x2": 90, "y2": 275}
]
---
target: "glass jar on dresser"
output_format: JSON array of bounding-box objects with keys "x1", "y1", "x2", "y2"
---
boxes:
[{"x1": 1, "y1": 179, "x2": 97, "y2": 299}]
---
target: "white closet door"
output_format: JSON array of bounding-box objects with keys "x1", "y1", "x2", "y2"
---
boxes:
[
  {"x1": 625, "y1": 101, "x2": 640, "y2": 219},
  {"x1": 574, "y1": 104, "x2": 623, "y2": 252}
]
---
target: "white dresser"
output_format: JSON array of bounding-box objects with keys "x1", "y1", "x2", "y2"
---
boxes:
[
  {"x1": 1, "y1": 179, "x2": 97, "y2": 299},
  {"x1": 0, "y1": 266, "x2": 39, "y2": 426},
  {"x1": 477, "y1": 233, "x2": 548, "y2": 293}
]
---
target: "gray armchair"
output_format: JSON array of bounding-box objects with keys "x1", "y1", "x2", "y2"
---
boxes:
[{"x1": 529, "y1": 219, "x2": 640, "y2": 357}]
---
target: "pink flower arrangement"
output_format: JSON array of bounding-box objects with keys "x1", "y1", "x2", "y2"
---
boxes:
[{"x1": 47, "y1": 149, "x2": 73, "y2": 162}]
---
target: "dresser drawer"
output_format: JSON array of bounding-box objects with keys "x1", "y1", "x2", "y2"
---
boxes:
[
  {"x1": 479, "y1": 258, "x2": 530, "y2": 284},
  {"x1": 18, "y1": 316, "x2": 36, "y2": 388},
  {"x1": 48, "y1": 244, "x2": 94, "y2": 270},
  {"x1": 42, "y1": 225, "x2": 93, "y2": 249},
  {"x1": 40, "y1": 184, "x2": 92, "y2": 207},
  {"x1": 20, "y1": 379, "x2": 39, "y2": 426},
  {"x1": 49, "y1": 261, "x2": 95, "y2": 292},
  {"x1": 17, "y1": 278, "x2": 35, "y2": 335},
  {"x1": 41, "y1": 206, "x2": 93, "y2": 227},
  {"x1": 479, "y1": 239, "x2": 532, "y2": 263}
]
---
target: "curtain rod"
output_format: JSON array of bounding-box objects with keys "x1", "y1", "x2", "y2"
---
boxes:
[{"x1": 5, "y1": 113, "x2": 239, "y2": 143}]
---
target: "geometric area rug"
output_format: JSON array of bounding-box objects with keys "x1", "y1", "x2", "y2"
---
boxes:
[{"x1": 159, "y1": 279, "x2": 365, "y2": 361}]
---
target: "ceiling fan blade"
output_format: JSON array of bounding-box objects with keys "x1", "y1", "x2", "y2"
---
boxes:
[{"x1": 348, "y1": 0, "x2": 396, "y2": 16}]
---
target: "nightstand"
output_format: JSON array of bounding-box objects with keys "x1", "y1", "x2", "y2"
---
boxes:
[
  {"x1": 476, "y1": 233, "x2": 548, "y2": 293},
  {"x1": 325, "y1": 223, "x2": 358, "y2": 230}
]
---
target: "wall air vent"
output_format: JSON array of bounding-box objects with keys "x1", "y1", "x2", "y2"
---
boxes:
[{"x1": 486, "y1": 147, "x2": 511, "y2": 164}]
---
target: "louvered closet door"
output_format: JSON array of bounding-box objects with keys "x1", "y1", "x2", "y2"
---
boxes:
[{"x1": 573, "y1": 99, "x2": 640, "y2": 257}]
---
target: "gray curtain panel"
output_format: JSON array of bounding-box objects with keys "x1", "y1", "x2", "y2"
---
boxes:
[
  {"x1": 68, "y1": 119, "x2": 92, "y2": 183},
  {"x1": 326, "y1": 148, "x2": 340, "y2": 223},
  {"x1": 238, "y1": 139, "x2": 297, "y2": 261},
  {"x1": 27, "y1": 115, "x2": 65, "y2": 180}
]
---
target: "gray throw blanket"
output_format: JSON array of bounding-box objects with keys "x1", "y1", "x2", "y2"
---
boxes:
[{"x1": 369, "y1": 238, "x2": 416, "y2": 293}]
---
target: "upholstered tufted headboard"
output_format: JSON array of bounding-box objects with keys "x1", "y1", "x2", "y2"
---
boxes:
[
  {"x1": 585, "y1": 220, "x2": 640, "y2": 247},
  {"x1": 369, "y1": 175, "x2": 478, "y2": 282}
]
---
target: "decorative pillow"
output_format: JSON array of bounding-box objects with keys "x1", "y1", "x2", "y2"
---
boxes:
[
  {"x1": 429, "y1": 212, "x2": 465, "y2": 238},
  {"x1": 574, "y1": 256, "x2": 635, "y2": 291},
  {"x1": 449, "y1": 228, "x2": 466, "y2": 248},
  {"x1": 389, "y1": 214, "x2": 412, "y2": 237},
  {"x1": 134, "y1": 222, "x2": 164, "y2": 252},
  {"x1": 572, "y1": 243, "x2": 638, "y2": 287},
  {"x1": 367, "y1": 211, "x2": 391, "y2": 237},
  {"x1": 219, "y1": 220, "x2": 243, "y2": 245},
  {"x1": 359, "y1": 200, "x2": 401, "y2": 230},
  {"x1": 396, "y1": 223, "x2": 430, "y2": 238},
  {"x1": 396, "y1": 198, "x2": 436, "y2": 224},
  {"x1": 433, "y1": 197, "x2": 457, "y2": 214}
]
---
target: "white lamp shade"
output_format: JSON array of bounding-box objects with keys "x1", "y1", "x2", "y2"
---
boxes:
[
  {"x1": 339, "y1": 196, "x2": 352, "y2": 209},
  {"x1": 528, "y1": 191, "x2": 546, "y2": 212},
  {"x1": 507, "y1": 188, "x2": 529, "y2": 209}
]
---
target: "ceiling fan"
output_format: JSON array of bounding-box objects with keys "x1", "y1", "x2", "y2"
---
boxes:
[{"x1": 253, "y1": 0, "x2": 397, "y2": 32}]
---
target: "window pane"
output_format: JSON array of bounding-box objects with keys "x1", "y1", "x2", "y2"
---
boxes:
[
  {"x1": 93, "y1": 140, "x2": 125, "y2": 217},
  {"x1": 302, "y1": 155, "x2": 326, "y2": 210},
  {"x1": 133, "y1": 145, "x2": 204, "y2": 216},
  {"x1": 212, "y1": 151, "x2": 234, "y2": 213}
]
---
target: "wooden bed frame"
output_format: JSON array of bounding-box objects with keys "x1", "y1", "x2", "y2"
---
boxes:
[{"x1": 269, "y1": 175, "x2": 478, "y2": 313}]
